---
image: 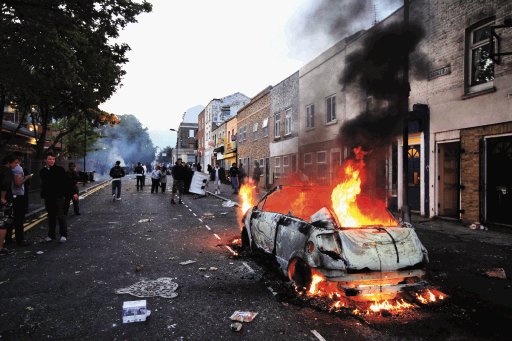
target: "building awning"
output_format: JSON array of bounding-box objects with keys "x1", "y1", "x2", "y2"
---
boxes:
[
  {"x1": 213, "y1": 146, "x2": 225, "y2": 154},
  {"x1": 223, "y1": 152, "x2": 236, "y2": 159}
]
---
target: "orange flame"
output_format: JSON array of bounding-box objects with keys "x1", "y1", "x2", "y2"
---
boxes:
[
  {"x1": 369, "y1": 299, "x2": 414, "y2": 312},
  {"x1": 239, "y1": 179, "x2": 257, "y2": 215},
  {"x1": 415, "y1": 289, "x2": 446, "y2": 304},
  {"x1": 331, "y1": 147, "x2": 397, "y2": 227},
  {"x1": 308, "y1": 273, "x2": 325, "y2": 295}
]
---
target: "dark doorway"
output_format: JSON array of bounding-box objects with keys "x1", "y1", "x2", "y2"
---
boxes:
[
  {"x1": 407, "y1": 145, "x2": 421, "y2": 211},
  {"x1": 438, "y1": 142, "x2": 460, "y2": 218},
  {"x1": 486, "y1": 136, "x2": 512, "y2": 225}
]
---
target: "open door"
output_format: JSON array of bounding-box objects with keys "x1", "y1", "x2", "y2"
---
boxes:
[{"x1": 438, "y1": 142, "x2": 460, "y2": 218}]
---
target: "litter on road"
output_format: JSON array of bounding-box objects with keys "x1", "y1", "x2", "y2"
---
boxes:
[
  {"x1": 138, "y1": 218, "x2": 152, "y2": 223},
  {"x1": 222, "y1": 200, "x2": 236, "y2": 208},
  {"x1": 122, "y1": 300, "x2": 151, "y2": 324},
  {"x1": 230, "y1": 311, "x2": 258, "y2": 322},
  {"x1": 230, "y1": 322, "x2": 243, "y2": 332},
  {"x1": 179, "y1": 260, "x2": 196, "y2": 265},
  {"x1": 115, "y1": 277, "x2": 179, "y2": 299},
  {"x1": 481, "y1": 268, "x2": 507, "y2": 279}
]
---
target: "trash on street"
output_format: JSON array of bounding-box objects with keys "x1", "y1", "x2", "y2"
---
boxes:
[
  {"x1": 138, "y1": 218, "x2": 152, "y2": 223},
  {"x1": 122, "y1": 300, "x2": 151, "y2": 323},
  {"x1": 230, "y1": 322, "x2": 243, "y2": 332},
  {"x1": 222, "y1": 200, "x2": 236, "y2": 208},
  {"x1": 230, "y1": 311, "x2": 258, "y2": 322},
  {"x1": 116, "y1": 277, "x2": 179, "y2": 298},
  {"x1": 482, "y1": 268, "x2": 507, "y2": 279},
  {"x1": 179, "y1": 260, "x2": 196, "y2": 265}
]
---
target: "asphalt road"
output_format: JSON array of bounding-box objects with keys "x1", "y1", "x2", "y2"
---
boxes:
[{"x1": 0, "y1": 177, "x2": 511, "y2": 340}]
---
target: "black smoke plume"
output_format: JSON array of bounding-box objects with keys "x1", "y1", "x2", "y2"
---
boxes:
[{"x1": 339, "y1": 19, "x2": 429, "y2": 150}]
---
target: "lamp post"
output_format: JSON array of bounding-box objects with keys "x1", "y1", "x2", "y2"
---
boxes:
[{"x1": 170, "y1": 128, "x2": 178, "y2": 164}]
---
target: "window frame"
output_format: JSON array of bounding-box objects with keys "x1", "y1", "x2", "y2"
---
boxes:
[
  {"x1": 284, "y1": 108, "x2": 292, "y2": 136},
  {"x1": 274, "y1": 112, "x2": 281, "y2": 138},
  {"x1": 262, "y1": 118, "x2": 269, "y2": 137},
  {"x1": 306, "y1": 104, "x2": 315, "y2": 129},
  {"x1": 253, "y1": 122, "x2": 258, "y2": 141},
  {"x1": 274, "y1": 156, "x2": 281, "y2": 179},
  {"x1": 466, "y1": 18, "x2": 495, "y2": 93},
  {"x1": 326, "y1": 95, "x2": 336, "y2": 123}
]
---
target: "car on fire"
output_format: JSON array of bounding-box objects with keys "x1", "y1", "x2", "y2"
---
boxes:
[{"x1": 241, "y1": 185, "x2": 429, "y2": 300}]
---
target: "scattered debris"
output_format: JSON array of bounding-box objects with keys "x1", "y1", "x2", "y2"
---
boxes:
[
  {"x1": 138, "y1": 218, "x2": 152, "y2": 223},
  {"x1": 311, "y1": 329, "x2": 326, "y2": 341},
  {"x1": 116, "y1": 277, "x2": 179, "y2": 298},
  {"x1": 202, "y1": 212, "x2": 215, "y2": 219},
  {"x1": 222, "y1": 200, "x2": 236, "y2": 208},
  {"x1": 267, "y1": 286, "x2": 278, "y2": 296},
  {"x1": 107, "y1": 222, "x2": 120, "y2": 224},
  {"x1": 135, "y1": 265, "x2": 144, "y2": 273},
  {"x1": 36, "y1": 251, "x2": 44, "y2": 255},
  {"x1": 0, "y1": 279, "x2": 10, "y2": 285},
  {"x1": 219, "y1": 212, "x2": 228, "y2": 215},
  {"x1": 168, "y1": 256, "x2": 178, "y2": 260},
  {"x1": 230, "y1": 322, "x2": 243, "y2": 332},
  {"x1": 26, "y1": 306, "x2": 34, "y2": 311},
  {"x1": 75, "y1": 271, "x2": 81, "y2": 274},
  {"x1": 208, "y1": 267, "x2": 218, "y2": 271},
  {"x1": 198, "y1": 267, "x2": 207, "y2": 271},
  {"x1": 481, "y1": 268, "x2": 507, "y2": 279},
  {"x1": 122, "y1": 300, "x2": 151, "y2": 324},
  {"x1": 230, "y1": 311, "x2": 258, "y2": 323},
  {"x1": 179, "y1": 260, "x2": 196, "y2": 265},
  {"x1": 469, "y1": 222, "x2": 488, "y2": 230}
]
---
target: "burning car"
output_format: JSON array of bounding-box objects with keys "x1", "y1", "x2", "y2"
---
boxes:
[{"x1": 240, "y1": 148, "x2": 429, "y2": 301}]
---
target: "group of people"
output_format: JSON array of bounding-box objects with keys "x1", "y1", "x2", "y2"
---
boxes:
[
  {"x1": 0, "y1": 152, "x2": 81, "y2": 255},
  {"x1": 207, "y1": 160, "x2": 262, "y2": 195}
]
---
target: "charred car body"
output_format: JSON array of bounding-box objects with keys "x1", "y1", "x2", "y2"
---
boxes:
[{"x1": 241, "y1": 185, "x2": 429, "y2": 300}]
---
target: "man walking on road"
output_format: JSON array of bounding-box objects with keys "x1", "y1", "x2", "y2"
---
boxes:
[
  {"x1": 109, "y1": 161, "x2": 125, "y2": 201},
  {"x1": 134, "y1": 162, "x2": 145, "y2": 190},
  {"x1": 229, "y1": 163, "x2": 239, "y2": 194},
  {"x1": 39, "y1": 153, "x2": 72, "y2": 243},
  {"x1": 171, "y1": 158, "x2": 186, "y2": 204}
]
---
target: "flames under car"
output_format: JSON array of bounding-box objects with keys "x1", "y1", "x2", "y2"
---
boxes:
[{"x1": 241, "y1": 185, "x2": 429, "y2": 300}]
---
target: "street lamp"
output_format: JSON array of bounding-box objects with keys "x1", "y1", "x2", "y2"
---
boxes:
[{"x1": 170, "y1": 128, "x2": 178, "y2": 164}]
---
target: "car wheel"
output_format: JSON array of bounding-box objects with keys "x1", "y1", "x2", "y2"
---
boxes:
[
  {"x1": 288, "y1": 258, "x2": 312, "y2": 290},
  {"x1": 241, "y1": 226, "x2": 250, "y2": 250}
]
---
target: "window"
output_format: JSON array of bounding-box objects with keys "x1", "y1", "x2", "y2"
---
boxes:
[
  {"x1": 467, "y1": 20, "x2": 494, "y2": 91},
  {"x1": 317, "y1": 151, "x2": 328, "y2": 184},
  {"x1": 283, "y1": 155, "x2": 289, "y2": 175},
  {"x1": 304, "y1": 153, "x2": 312, "y2": 177},
  {"x1": 274, "y1": 113, "x2": 281, "y2": 138},
  {"x1": 262, "y1": 118, "x2": 269, "y2": 137},
  {"x1": 240, "y1": 125, "x2": 247, "y2": 142},
  {"x1": 306, "y1": 104, "x2": 315, "y2": 128},
  {"x1": 304, "y1": 153, "x2": 312, "y2": 165},
  {"x1": 253, "y1": 122, "x2": 258, "y2": 140},
  {"x1": 189, "y1": 129, "x2": 195, "y2": 138},
  {"x1": 274, "y1": 157, "x2": 281, "y2": 179},
  {"x1": 284, "y1": 108, "x2": 292, "y2": 135},
  {"x1": 326, "y1": 95, "x2": 336, "y2": 122}
]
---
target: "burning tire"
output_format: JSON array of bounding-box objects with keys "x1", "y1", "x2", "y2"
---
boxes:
[{"x1": 288, "y1": 257, "x2": 312, "y2": 290}]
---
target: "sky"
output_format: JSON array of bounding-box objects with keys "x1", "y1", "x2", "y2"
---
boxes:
[{"x1": 99, "y1": 0, "x2": 401, "y2": 149}]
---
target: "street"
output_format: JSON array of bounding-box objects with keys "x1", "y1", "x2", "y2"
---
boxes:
[{"x1": 0, "y1": 177, "x2": 511, "y2": 340}]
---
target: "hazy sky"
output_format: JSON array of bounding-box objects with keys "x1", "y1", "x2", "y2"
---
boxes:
[{"x1": 99, "y1": 0, "x2": 401, "y2": 148}]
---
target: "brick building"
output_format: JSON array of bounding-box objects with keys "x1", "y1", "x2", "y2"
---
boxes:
[
  {"x1": 408, "y1": 0, "x2": 512, "y2": 225},
  {"x1": 197, "y1": 109, "x2": 205, "y2": 168},
  {"x1": 237, "y1": 86, "x2": 272, "y2": 189},
  {"x1": 269, "y1": 72, "x2": 299, "y2": 185}
]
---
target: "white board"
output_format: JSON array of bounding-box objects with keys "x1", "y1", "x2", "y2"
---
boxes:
[{"x1": 189, "y1": 171, "x2": 209, "y2": 195}]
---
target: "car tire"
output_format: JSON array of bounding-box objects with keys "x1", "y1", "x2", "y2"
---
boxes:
[{"x1": 288, "y1": 258, "x2": 312, "y2": 290}]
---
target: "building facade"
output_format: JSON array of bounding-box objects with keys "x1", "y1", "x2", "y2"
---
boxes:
[
  {"x1": 269, "y1": 72, "x2": 300, "y2": 185},
  {"x1": 197, "y1": 109, "x2": 205, "y2": 169},
  {"x1": 237, "y1": 86, "x2": 272, "y2": 189}
]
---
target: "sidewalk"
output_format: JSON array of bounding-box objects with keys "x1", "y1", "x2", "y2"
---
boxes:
[{"x1": 209, "y1": 182, "x2": 512, "y2": 247}]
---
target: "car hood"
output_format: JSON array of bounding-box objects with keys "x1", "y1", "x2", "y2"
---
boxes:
[{"x1": 337, "y1": 227, "x2": 428, "y2": 271}]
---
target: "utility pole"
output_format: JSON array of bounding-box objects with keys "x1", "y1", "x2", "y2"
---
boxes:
[{"x1": 401, "y1": 0, "x2": 411, "y2": 222}]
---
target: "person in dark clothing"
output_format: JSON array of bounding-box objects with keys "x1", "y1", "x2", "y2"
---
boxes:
[
  {"x1": 171, "y1": 159, "x2": 186, "y2": 204},
  {"x1": 109, "y1": 160, "x2": 125, "y2": 201},
  {"x1": 1, "y1": 155, "x2": 17, "y2": 254},
  {"x1": 252, "y1": 160, "x2": 262, "y2": 194},
  {"x1": 64, "y1": 162, "x2": 80, "y2": 215},
  {"x1": 209, "y1": 163, "x2": 226, "y2": 195},
  {"x1": 238, "y1": 162, "x2": 246, "y2": 187},
  {"x1": 229, "y1": 163, "x2": 239, "y2": 194},
  {"x1": 196, "y1": 163, "x2": 202, "y2": 173},
  {"x1": 39, "y1": 152, "x2": 73, "y2": 243},
  {"x1": 184, "y1": 163, "x2": 193, "y2": 194},
  {"x1": 134, "y1": 162, "x2": 145, "y2": 190},
  {"x1": 207, "y1": 164, "x2": 212, "y2": 174}
]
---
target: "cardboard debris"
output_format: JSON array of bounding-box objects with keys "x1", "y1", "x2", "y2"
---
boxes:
[
  {"x1": 179, "y1": 260, "x2": 196, "y2": 265},
  {"x1": 138, "y1": 218, "x2": 152, "y2": 223},
  {"x1": 122, "y1": 300, "x2": 151, "y2": 323},
  {"x1": 230, "y1": 311, "x2": 258, "y2": 322},
  {"x1": 482, "y1": 268, "x2": 507, "y2": 279}
]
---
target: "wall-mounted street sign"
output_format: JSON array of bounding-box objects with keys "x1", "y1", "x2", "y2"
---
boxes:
[{"x1": 429, "y1": 65, "x2": 451, "y2": 80}]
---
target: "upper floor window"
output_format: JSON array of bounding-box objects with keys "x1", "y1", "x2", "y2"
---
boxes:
[
  {"x1": 284, "y1": 108, "x2": 292, "y2": 136},
  {"x1": 306, "y1": 104, "x2": 315, "y2": 128},
  {"x1": 326, "y1": 95, "x2": 336, "y2": 123},
  {"x1": 274, "y1": 113, "x2": 281, "y2": 138},
  {"x1": 467, "y1": 20, "x2": 494, "y2": 92},
  {"x1": 189, "y1": 129, "x2": 195, "y2": 138},
  {"x1": 262, "y1": 118, "x2": 269, "y2": 137},
  {"x1": 253, "y1": 122, "x2": 258, "y2": 141}
]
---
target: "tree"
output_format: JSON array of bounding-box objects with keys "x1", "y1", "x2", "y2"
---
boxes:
[
  {"x1": 156, "y1": 146, "x2": 174, "y2": 164},
  {"x1": 0, "y1": 0, "x2": 152, "y2": 156}
]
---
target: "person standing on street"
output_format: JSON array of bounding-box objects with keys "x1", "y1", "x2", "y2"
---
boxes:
[
  {"x1": 209, "y1": 162, "x2": 225, "y2": 195},
  {"x1": 8, "y1": 154, "x2": 32, "y2": 246},
  {"x1": 39, "y1": 152, "x2": 72, "y2": 243},
  {"x1": 109, "y1": 160, "x2": 125, "y2": 201},
  {"x1": 171, "y1": 158, "x2": 186, "y2": 204},
  {"x1": 134, "y1": 162, "x2": 145, "y2": 190},
  {"x1": 141, "y1": 163, "x2": 147, "y2": 187},
  {"x1": 150, "y1": 165, "x2": 161, "y2": 193},
  {"x1": 159, "y1": 165, "x2": 169, "y2": 193},
  {"x1": 229, "y1": 163, "x2": 239, "y2": 194},
  {"x1": 0, "y1": 155, "x2": 17, "y2": 254},
  {"x1": 238, "y1": 162, "x2": 246, "y2": 187},
  {"x1": 64, "y1": 162, "x2": 80, "y2": 215}
]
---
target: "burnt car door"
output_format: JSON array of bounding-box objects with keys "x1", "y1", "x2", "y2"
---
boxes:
[
  {"x1": 249, "y1": 210, "x2": 283, "y2": 254},
  {"x1": 274, "y1": 215, "x2": 312, "y2": 271}
]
